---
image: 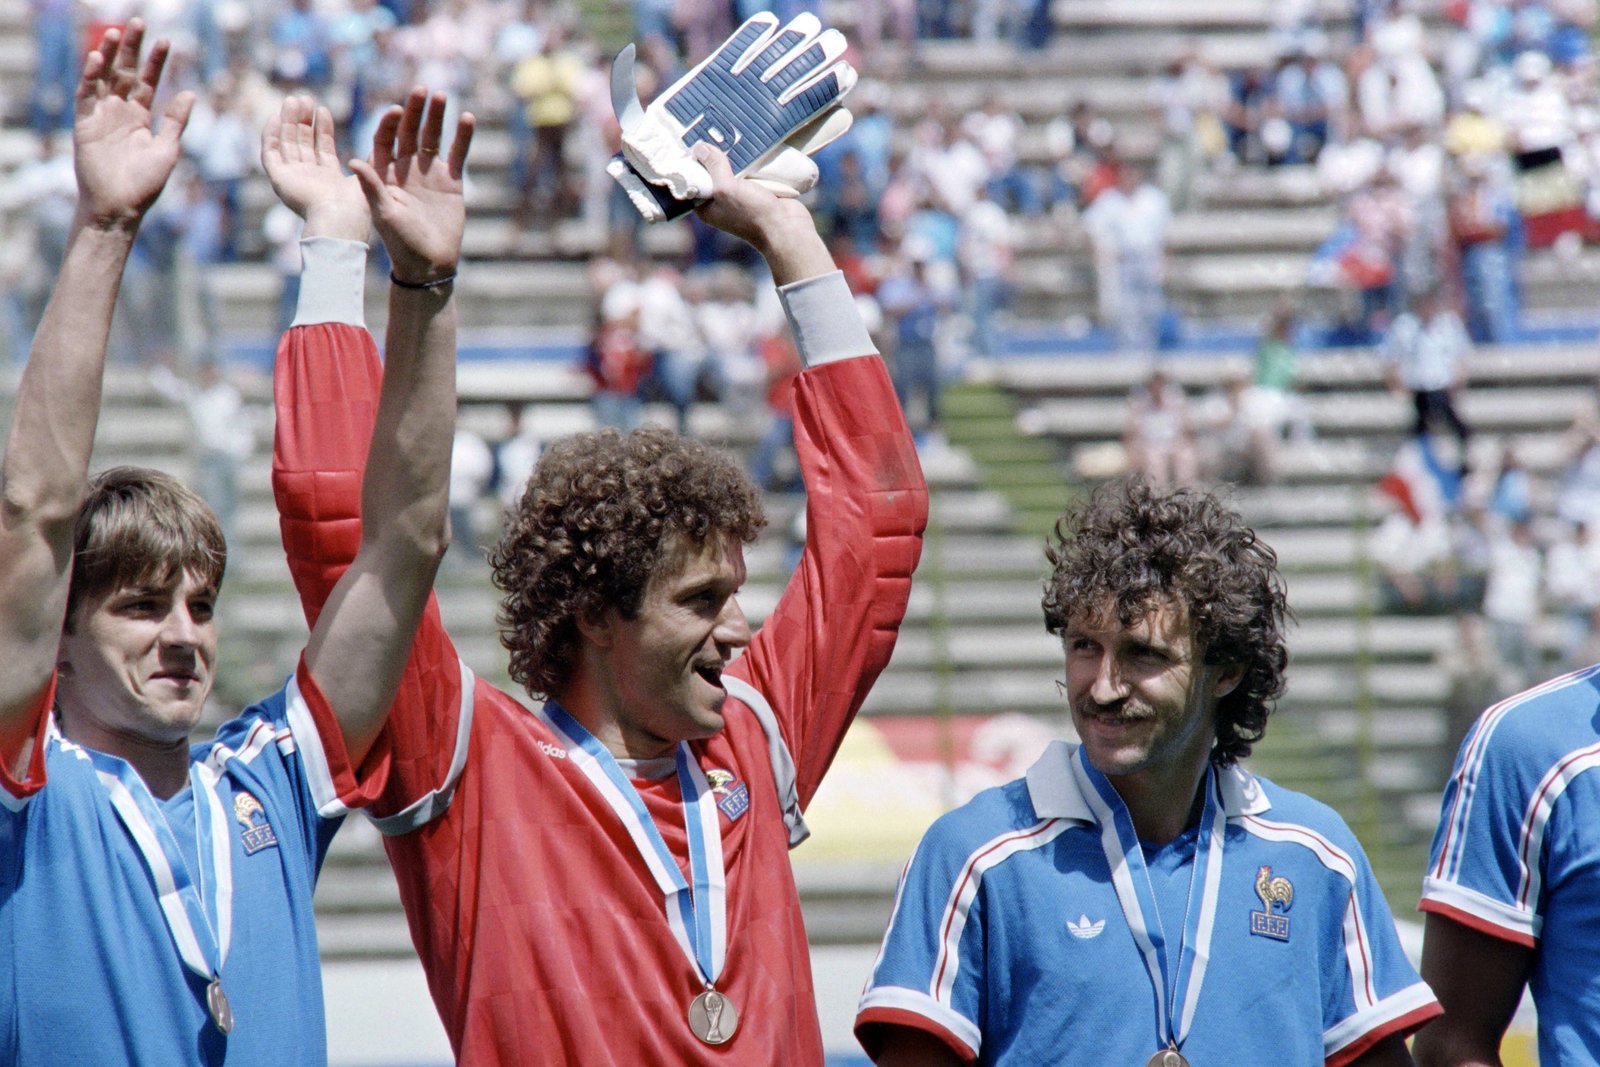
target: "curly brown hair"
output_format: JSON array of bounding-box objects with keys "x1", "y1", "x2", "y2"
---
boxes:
[
  {"x1": 1041, "y1": 478, "x2": 1290, "y2": 766},
  {"x1": 66, "y1": 467, "x2": 227, "y2": 631},
  {"x1": 490, "y1": 427, "x2": 766, "y2": 698}
]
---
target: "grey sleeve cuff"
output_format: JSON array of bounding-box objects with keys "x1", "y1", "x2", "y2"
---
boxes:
[
  {"x1": 291, "y1": 237, "x2": 369, "y2": 327},
  {"x1": 777, "y1": 269, "x2": 878, "y2": 367}
]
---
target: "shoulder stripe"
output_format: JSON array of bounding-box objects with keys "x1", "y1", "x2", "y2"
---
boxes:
[
  {"x1": 1341, "y1": 890, "x2": 1378, "y2": 1008},
  {"x1": 1433, "y1": 663, "x2": 1600, "y2": 881},
  {"x1": 865, "y1": 848, "x2": 922, "y2": 996},
  {"x1": 1238, "y1": 815, "x2": 1358, "y2": 882},
  {"x1": 1514, "y1": 740, "x2": 1600, "y2": 909},
  {"x1": 931, "y1": 819, "x2": 1073, "y2": 1007},
  {"x1": 206, "y1": 719, "x2": 280, "y2": 775}
]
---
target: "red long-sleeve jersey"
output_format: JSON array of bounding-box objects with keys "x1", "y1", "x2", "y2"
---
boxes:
[{"x1": 273, "y1": 312, "x2": 927, "y2": 1065}]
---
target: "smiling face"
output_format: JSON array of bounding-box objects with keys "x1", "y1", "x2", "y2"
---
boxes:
[
  {"x1": 585, "y1": 532, "x2": 752, "y2": 758},
  {"x1": 1062, "y1": 597, "x2": 1240, "y2": 798},
  {"x1": 56, "y1": 569, "x2": 219, "y2": 752}
]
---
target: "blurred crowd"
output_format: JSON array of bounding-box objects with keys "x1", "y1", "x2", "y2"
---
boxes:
[{"x1": 16, "y1": 0, "x2": 1600, "y2": 579}]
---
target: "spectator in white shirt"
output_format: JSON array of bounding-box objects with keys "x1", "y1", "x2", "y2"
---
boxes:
[
  {"x1": 1083, "y1": 164, "x2": 1171, "y2": 353},
  {"x1": 1384, "y1": 286, "x2": 1472, "y2": 471}
]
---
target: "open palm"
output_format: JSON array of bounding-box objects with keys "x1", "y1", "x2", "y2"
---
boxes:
[
  {"x1": 73, "y1": 21, "x2": 192, "y2": 225},
  {"x1": 261, "y1": 96, "x2": 367, "y2": 236},
  {"x1": 351, "y1": 89, "x2": 476, "y2": 282}
]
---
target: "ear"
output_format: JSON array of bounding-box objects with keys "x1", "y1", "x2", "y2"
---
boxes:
[
  {"x1": 575, "y1": 605, "x2": 617, "y2": 649},
  {"x1": 1211, "y1": 663, "x2": 1245, "y2": 700}
]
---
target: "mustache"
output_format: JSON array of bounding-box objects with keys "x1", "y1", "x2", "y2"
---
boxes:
[{"x1": 1072, "y1": 696, "x2": 1152, "y2": 722}]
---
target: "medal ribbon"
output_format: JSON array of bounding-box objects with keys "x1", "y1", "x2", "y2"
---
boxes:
[
  {"x1": 541, "y1": 702, "x2": 727, "y2": 986},
  {"x1": 1072, "y1": 746, "x2": 1224, "y2": 1051},
  {"x1": 87, "y1": 751, "x2": 234, "y2": 987}
]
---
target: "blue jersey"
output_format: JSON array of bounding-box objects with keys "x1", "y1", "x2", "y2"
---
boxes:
[
  {"x1": 1422, "y1": 663, "x2": 1600, "y2": 1065},
  {"x1": 858, "y1": 741, "x2": 1439, "y2": 1066},
  {"x1": 0, "y1": 674, "x2": 355, "y2": 1066}
]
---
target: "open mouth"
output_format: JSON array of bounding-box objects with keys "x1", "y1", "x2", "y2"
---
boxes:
[{"x1": 693, "y1": 663, "x2": 724, "y2": 689}]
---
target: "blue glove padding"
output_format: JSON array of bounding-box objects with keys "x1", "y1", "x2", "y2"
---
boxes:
[{"x1": 612, "y1": 12, "x2": 856, "y2": 221}]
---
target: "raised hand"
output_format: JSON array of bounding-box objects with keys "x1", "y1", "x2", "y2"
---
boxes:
[
  {"x1": 261, "y1": 95, "x2": 369, "y2": 241},
  {"x1": 73, "y1": 19, "x2": 194, "y2": 228},
  {"x1": 690, "y1": 143, "x2": 831, "y2": 286},
  {"x1": 349, "y1": 88, "x2": 475, "y2": 284}
]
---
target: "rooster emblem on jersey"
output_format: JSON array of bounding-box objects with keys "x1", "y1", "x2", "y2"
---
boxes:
[
  {"x1": 234, "y1": 791, "x2": 279, "y2": 855},
  {"x1": 1249, "y1": 865, "x2": 1293, "y2": 941},
  {"x1": 705, "y1": 769, "x2": 750, "y2": 822}
]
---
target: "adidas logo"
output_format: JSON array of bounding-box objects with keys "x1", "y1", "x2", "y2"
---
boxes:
[{"x1": 1066, "y1": 914, "x2": 1105, "y2": 940}]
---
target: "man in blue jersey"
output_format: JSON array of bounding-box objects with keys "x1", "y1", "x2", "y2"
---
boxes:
[
  {"x1": 0, "y1": 25, "x2": 471, "y2": 1064},
  {"x1": 1415, "y1": 665, "x2": 1600, "y2": 1066},
  {"x1": 856, "y1": 479, "x2": 1441, "y2": 1066}
]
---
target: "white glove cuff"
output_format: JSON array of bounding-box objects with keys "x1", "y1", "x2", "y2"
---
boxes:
[
  {"x1": 621, "y1": 111, "x2": 715, "y2": 202},
  {"x1": 606, "y1": 157, "x2": 671, "y2": 222},
  {"x1": 779, "y1": 270, "x2": 877, "y2": 366},
  {"x1": 292, "y1": 237, "x2": 369, "y2": 327}
]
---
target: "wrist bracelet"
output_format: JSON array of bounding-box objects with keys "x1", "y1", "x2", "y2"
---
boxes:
[{"x1": 390, "y1": 271, "x2": 456, "y2": 290}]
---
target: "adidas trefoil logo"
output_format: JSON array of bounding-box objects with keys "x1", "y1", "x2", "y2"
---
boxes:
[{"x1": 1066, "y1": 914, "x2": 1105, "y2": 940}]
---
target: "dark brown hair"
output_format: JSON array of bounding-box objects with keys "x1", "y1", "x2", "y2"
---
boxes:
[
  {"x1": 489, "y1": 427, "x2": 765, "y2": 697},
  {"x1": 1042, "y1": 478, "x2": 1290, "y2": 765}
]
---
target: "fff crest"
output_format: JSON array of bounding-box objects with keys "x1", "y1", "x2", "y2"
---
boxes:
[
  {"x1": 233, "y1": 791, "x2": 279, "y2": 855},
  {"x1": 1249, "y1": 865, "x2": 1293, "y2": 941},
  {"x1": 705, "y1": 769, "x2": 750, "y2": 822}
]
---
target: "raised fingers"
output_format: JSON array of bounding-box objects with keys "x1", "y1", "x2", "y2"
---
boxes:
[
  {"x1": 314, "y1": 104, "x2": 338, "y2": 164},
  {"x1": 77, "y1": 38, "x2": 110, "y2": 103},
  {"x1": 368, "y1": 104, "x2": 404, "y2": 174},
  {"x1": 394, "y1": 87, "x2": 429, "y2": 160},
  {"x1": 158, "y1": 88, "x2": 196, "y2": 145},
  {"x1": 446, "y1": 112, "x2": 476, "y2": 178},
  {"x1": 134, "y1": 35, "x2": 170, "y2": 111},
  {"x1": 111, "y1": 19, "x2": 145, "y2": 81},
  {"x1": 418, "y1": 91, "x2": 447, "y2": 158},
  {"x1": 286, "y1": 96, "x2": 317, "y2": 161}
]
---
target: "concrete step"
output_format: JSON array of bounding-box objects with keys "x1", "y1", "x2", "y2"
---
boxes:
[{"x1": 994, "y1": 344, "x2": 1600, "y2": 398}]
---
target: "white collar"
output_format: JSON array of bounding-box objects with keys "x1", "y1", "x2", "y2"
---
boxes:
[{"x1": 1024, "y1": 740, "x2": 1271, "y2": 823}]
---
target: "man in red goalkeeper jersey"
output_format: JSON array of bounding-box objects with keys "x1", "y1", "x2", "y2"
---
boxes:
[{"x1": 271, "y1": 137, "x2": 928, "y2": 1063}]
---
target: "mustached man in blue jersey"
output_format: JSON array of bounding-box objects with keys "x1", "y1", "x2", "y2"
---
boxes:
[
  {"x1": 0, "y1": 22, "x2": 473, "y2": 1065},
  {"x1": 857, "y1": 479, "x2": 1443, "y2": 1067}
]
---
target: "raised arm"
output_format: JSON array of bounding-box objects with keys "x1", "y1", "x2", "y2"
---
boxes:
[
  {"x1": 263, "y1": 90, "x2": 474, "y2": 766},
  {"x1": 0, "y1": 22, "x2": 191, "y2": 774},
  {"x1": 694, "y1": 145, "x2": 928, "y2": 802}
]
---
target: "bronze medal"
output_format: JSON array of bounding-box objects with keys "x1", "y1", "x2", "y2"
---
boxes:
[
  {"x1": 207, "y1": 977, "x2": 234, "y2": 1034},
  {"x1": 688, "y1": 988, "x2": 738, "y2": 1045},
  {"x1": 1145, "y1": 1051, "x2": 1189, "y2": 1067}
]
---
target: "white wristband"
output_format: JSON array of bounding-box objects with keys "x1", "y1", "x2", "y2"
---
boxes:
[
  {"x1": 778, "y1": 269, "x2": 877, "y2": 367},
  {"x1": 291, "y1": 237, "x2": 369, "y2": 328}
]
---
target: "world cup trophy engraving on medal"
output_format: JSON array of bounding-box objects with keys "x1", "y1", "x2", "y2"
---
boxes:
[
  {"x1": 688, "y1": 987, "x2": 738, "y2": 1044},
  {"x1": 207, "y1": 977, "x2": 234, "y2": 1034},
  {"x1": 1145, "y1": 1050, "x2": 1189, "y2": 1067}
]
